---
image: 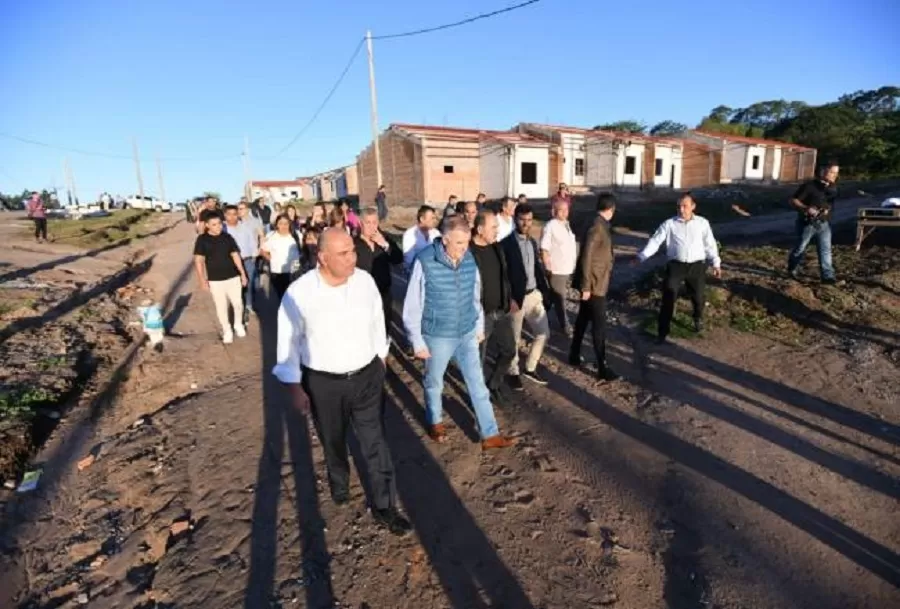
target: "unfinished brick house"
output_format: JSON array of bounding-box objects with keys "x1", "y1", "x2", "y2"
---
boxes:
[{"x1": 682, "y1": 130, "x2": 817, "y2": 183}]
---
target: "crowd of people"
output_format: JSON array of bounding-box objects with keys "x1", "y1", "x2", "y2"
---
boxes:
[{"x1": 189, "y1": 164, "x2": 841, "y2": 536}]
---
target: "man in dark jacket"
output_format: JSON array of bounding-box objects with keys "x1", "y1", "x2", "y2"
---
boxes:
[
  {"x1": 355, "y1": 207, "x2": 403, "y2": 335},
  {"x1": 787, "y1": 163, "x2": 839, "y2": 283},
  {"x1": 470, "y1": 209, "x2": 517, "y2": 404},
  {"x1": 570, "y1": 193, "x2": 619, "y2": 381},
  {"x1": 500, "y1": 204, "x2": 550, "y2": 390}
]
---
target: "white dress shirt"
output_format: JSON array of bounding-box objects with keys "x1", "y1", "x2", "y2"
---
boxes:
[
  {"x1": 497, "y1": 214, "x2": 515, "y2": 240},
  {"x1": 401, "y1": 226, "x2": 441, "y2": 271},
  {"x1": 638, "y1": 215, "x2": 721, "y2": 268},
  {"x1": 272, "y1": 269, "x2": 389, "y2": 384},
  {"x1": 261, "y1": 231, "x2": 300, "y2": 273},
  {"x1": 540, "y1": 218, "x2": 577, "y2": 275}
]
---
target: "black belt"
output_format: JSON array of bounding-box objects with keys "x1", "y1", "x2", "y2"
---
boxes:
[{"x1": 303, "y1": 357, "x2": 377, "y2": 380}]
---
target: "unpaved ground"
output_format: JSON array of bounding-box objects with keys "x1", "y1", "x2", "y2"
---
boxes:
[{"x1": 0, "y1": 208, "x2": 898, "y2": 609}]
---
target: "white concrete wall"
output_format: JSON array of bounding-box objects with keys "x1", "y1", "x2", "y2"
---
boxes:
[
  {"x1": 615, "y1": 142, "x2": 645, "y2": 187},
  {"x1": 586, "y1": 139, "x2": 615, "y2": 187},
  {"x1": 744, "y1": 145, "x2": 766, "y2": 180},
  {"x1": 512, "y1": 145, "x2": 549, "y2": 200},
  {"x1": 561, "y1": 133, "x2": 586, "y2": 186},
  {"x1": 479, "y1": 142, "x2": 510, "y2": 200},
  {"x1": 771, "y1": 147, "x2": 782, "y2": 180},
  {"x1": 653, "y1": 145, "x2": 683, "y2": 188}
]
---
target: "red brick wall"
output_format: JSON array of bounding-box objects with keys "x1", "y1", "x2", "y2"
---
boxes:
[
  {"x1": 681, "y1": 140, "x2": 720, "y2": 188},
  {"x1": 423, "y1": 139, "x2": 480, "y2": 203}
]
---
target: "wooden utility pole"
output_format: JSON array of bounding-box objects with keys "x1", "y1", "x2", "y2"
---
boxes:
[
  {"x1": 365, "y1": 30, "x2": 383, "y2": 191},
  {"x1": 156, "y1": 156, "x2": 167, "y2": 204},
  {"x1": 132, "y1": 137, "x2": 145, "y2": 199}
]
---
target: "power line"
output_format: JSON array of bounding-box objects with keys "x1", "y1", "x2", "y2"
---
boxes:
[
  {"x1": 372, "y1": 0, "x2": 541, "y2": 40},
  {"x1": 267, "y1": 38, "x2": 367, "y2": 158}
]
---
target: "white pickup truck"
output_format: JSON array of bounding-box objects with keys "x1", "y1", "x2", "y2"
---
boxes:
[{"x1": 124, "y1": 195, "x2": 172, "y2": 211}]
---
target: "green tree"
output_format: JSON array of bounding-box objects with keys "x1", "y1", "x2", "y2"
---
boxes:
[
  {"x1": 593, "y1": 120, "x2": 646, "y2": 134},
  {"x1": 649, "y1": 120, "x2": 688, "y2": 136}
]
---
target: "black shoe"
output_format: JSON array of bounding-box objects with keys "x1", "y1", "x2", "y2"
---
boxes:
[
  {"x1": 821, "y1": 277, "x2": 837, "y2": 285},
  {"x1": 490, "y1": 385, "x2": 513, "y2": 406},
  {"x1": 693, "y1": 319, "x2": 703, "y2": 333},
  {"x1": 373, "y1": 507, "x2": 412, "y2": 537},
  {"x1": 788, "y1": 269, "x2": 800, "y2": 280},
  {"x1": 568, "y1": 353, "x2": 583, "y2": 366},
  {"x1": 331, "y1": 491, "x2": 350, "y2": 506},
  {"x1": 523, "y1": 369, "x2": 548, "y2": 386},
  {"x1": 507, "y1": 374, "x2": 524, "y2": 392},
  {"x1": 597, "y1": 367, "x2": 620, "y2": 382}
]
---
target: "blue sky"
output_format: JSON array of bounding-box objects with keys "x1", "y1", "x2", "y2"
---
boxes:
[{"x1": 1, "y1": 0, "x2": 897, "y2": 202}]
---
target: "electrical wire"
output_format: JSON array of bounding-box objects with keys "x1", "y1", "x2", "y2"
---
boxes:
[{"x1": 372, "y1": 0, "x2": 541, "y2": 40}]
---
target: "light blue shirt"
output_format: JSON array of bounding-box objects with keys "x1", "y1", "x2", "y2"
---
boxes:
[
  {"x1": 225, "y1": 217, "x2": 263, "y2": 258},
  {"x1": 401, "y1": 259, "x2": 485, "y2": 353}
]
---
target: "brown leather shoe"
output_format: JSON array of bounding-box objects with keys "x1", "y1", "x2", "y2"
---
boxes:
[
  {"x1": 481, "y1": 435, "x2": 517, "y2": 450},
  {"x1": 428, "y1": 423, "x2": 448, "y2": 443}
]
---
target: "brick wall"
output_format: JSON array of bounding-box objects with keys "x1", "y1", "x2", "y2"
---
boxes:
[
  {"x1": 345, "y1": 165, "x2": 359, "y2": 196},
  {"x1": 781, "y1": 150, "x2": 800, "y2": 182},
  {"x1": 424, "y1": 139, "x2": 480, "y2": 203},
  {"x1": 358, "y1": 131, "x2": 424, "y2": 207},
  {"x1": 681, "y1": 140, "x2": 720, "y2": 188},
  {"x1": 643, "y1": 145, "x2": 656, "y2": 188},
  {"x1": 548, "y1": 146, "x2": 562, "y2": 197}
]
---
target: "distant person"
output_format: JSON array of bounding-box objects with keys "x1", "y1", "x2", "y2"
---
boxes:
[
  {"x1": 569, "y1": 193, "x2": 619, "y2": 381},
  {"x1": 355, "y1": 207, "x2": 403, "y2": 335},
  {"x1": 305, "y1": 202, "x2": 327, "y2": 231},
  {"x1": 541, "y1": 196, "x2": 577, "y2": 336},
  {"x1": 500, "y1": 204, "x2": 550, "y2": 389},
  {"x1": 340, "y1": 199, "x2": 361, "y2": 236},
  {"x1": 401, "y1": 205, "x2": 440, "y2": 273},
  {"x1": 250, "y1": 197, "x2": 272, "y2": 227},
  {"x1": 25, "y1": 191, "x2": 47, "y2": 243},
  {"x1": 193, "y1": 209, "x2": 248, "y2": 344},
  {"x1": 260, "y1": 214, "x2": 302, "y2": 300},
  {"x1": 474, "y1": 193, "x2": 487, "y2": 208},
  {"x1": 634, "y1": 193, "x2": 721, "y2": 344},
  {"x1": 496, "y1": 196, "x2": 517, "y2": 240},
  {"x1": 402, "y1": 215, "x2": 516, "y2": 450},
  {"x1": 375, "y1": 185, "x2": 388, "y2": 221},
  {"x1": 458, "y1": 200, "x2": 478, "y2": 230},
  {"x1": 438, "y1": 195, "x2": 458, "y2": 232},
  {"x1": 517, "y1": 193, "x2": 527, "y2": 206},
  {"x1": 551, "y1": 183, "x2": 571, "y2": 205},
  {"x1": 273, "y1": 229, "x2": 411, "y2": 536},
  {"x1": 787, "y1": 163, "x2": 839, "y2": 284}
]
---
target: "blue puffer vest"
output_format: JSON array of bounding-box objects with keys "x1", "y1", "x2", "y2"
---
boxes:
[{"x1": 416, "y1": 241, "x2": 479, "y2": 339}]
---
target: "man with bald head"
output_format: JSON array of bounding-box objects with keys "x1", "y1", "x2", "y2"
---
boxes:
[
  {"x1": 403, "y1": 215, "x2": 516, "y2": 450},
  {"x1": 273, "y1": 228, "x2": 411, "y2": 536}
]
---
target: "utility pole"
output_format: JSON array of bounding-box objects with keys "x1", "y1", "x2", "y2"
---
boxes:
[
  {"x1": 132, "y1": 137, "x2": 145, "y2": 199},
  {"x1": 62, "y1": 158, "x2": 73, "y2": 207},
  {"x1": 242, "y1": 136, "x2": 252, "y2": 200},
  {"x1": 156, "y1": 156, "x2": 167, "y2": 204},
  {"x1": 365, "y1": 30, "x2": 383, "y2": 191}
]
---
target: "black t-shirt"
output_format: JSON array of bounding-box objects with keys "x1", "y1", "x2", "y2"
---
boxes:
[
  {"x1": 194, "y1": 232, "x2": 240, "y2": 281},
  {"x1": 470, "y1": 242, "x2": 504, "y2": 314},
  {"x1": 793, "y1": 179, "x2": 837, "y2": 220},
  {"x1": 355, "y1": 235, "x2": 402, "y2": 293}
]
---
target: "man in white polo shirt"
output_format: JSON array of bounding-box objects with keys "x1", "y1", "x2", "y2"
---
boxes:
[
  {"x1": 273, "y1": 229, "x2": 411, "y2": 536},
  {"x1": 540, "y1": 196, "x2": 578, "y2": 336},
  {"x1": 634, "y1": 193, "x2": 722, "y2": 344},
  {"x1": 401, "y1": 204, "x2": 440, "y2": 273}
]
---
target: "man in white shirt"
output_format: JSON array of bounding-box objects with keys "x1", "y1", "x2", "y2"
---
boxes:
[
  {"x1": 401, "y1": 204, "x2": 440, "y2": 272},
  {"x1": 496, "y1": 196, "x2": 517, "y2": 241},
  {"x1": 540, "y1": 197, "x2": 578, "y2": 336},
  {"x1": 634, "y1": 193, "x2": 722, "y2": 344},
  {"x1": 273, "y1": 229, "x2": 411, "y2": 536}
]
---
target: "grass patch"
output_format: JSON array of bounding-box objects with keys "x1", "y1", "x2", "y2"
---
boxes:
[
  {"x1": 0, "y1": 387, "x2": 54, "y2": 421},
  {"x1": 28, "y1": 209, "x2": 159, "y2": 248}
]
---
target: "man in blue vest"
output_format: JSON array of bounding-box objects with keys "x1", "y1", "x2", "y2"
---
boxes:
[{"x1": 402, "y1": 215, "x2": 516, "y2": 450}]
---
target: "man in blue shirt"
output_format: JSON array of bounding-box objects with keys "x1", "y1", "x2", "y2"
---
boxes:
[
  {"x1": 225, "y1": 203, "x2": 265, "y2": 323},
  {"x1": 402, "y1": 215, "x2": 515, "y2": 451}
]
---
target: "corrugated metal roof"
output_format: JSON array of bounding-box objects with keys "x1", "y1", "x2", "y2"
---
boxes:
[{"x1": 691, "y1": 130, "x2": 815, "y2": 151}]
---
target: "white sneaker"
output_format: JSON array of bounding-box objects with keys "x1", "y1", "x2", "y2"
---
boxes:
[
  {"x1": 222, "y1": 331, "x2": 234, "y2": 344},
  {"x1": 234, "y1": 324, "x2": 246, "y2": 338}
]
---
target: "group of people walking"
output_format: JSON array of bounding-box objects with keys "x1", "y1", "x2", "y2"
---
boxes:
[{"x1": 190, "y1": 164, "x2": 841, "y2": 537}]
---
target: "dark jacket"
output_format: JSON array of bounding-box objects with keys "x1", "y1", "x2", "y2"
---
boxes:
[
  {"x1": 469, "y1": 240, "x2": 512, "y2": 314},
  {"x1": 572, "y1": 216, "x2": 614, "y2": 296},
  {"x1": 500, "y1": 232, "x2": 549, "y2": 306},
  {"x1": 354, "y1": 234, "x2": 402, "y2": 293}
]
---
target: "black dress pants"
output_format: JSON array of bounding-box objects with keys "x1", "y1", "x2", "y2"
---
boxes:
[
  {"x1": 481, "y1": 310, "x2": 517, "y2": 391},
  {"x1": 658, "y1": 260, "x2": 706, "y2": 339},
  {"x1": 301, "y1": 358, "x2": 394, "y2": 510},
  {"x1": 270, "y1": 273, "x2": 291, "y2": 301},
  {"x1": 570, "y1": 295, "x2": 608, "y2": 367}
]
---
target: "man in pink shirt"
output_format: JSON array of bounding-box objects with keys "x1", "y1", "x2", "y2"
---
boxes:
[{"x1": 25, "y1": 192, "x2": 48, "y2": 243}]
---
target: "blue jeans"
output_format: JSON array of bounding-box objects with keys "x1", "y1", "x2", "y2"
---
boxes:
[
  {"x1": 242, "y1": 257, "x2": 258, "y2": 311},
  {"x1": 423, "y1": 331, "x2": 500, "y2": 439},
  {"x1": 787, "y1": 219, "x2": 835, "y2": 280}
]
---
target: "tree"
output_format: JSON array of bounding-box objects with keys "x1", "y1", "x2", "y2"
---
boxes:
[
  {"x1": 593, "y1": 120, "x2": 646, "y2": 134},
  {"x1": 649, "y1": 120, "x2": 688, "y2": 136}
]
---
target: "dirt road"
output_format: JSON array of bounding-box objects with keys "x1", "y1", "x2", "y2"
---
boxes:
[{"x1": 1, "y1": 208, "x2": 898, "y2": 608}]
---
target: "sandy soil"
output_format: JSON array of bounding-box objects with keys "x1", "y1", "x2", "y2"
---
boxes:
[{"x1": 0, "y1": 207, "x2": 897, "y2": 609}]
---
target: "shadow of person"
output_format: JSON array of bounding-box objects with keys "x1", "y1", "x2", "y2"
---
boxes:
[
  {"x1": 244, "y1": 287, "x2": 335, "y2": 608},
  {"x1": 383, "y1": 368, "x2": 536, "y2": 609}
]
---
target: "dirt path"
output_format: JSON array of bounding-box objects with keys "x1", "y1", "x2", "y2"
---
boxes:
[{"x1": 1, "y1": 209, "x2": 898, "y2": 608}]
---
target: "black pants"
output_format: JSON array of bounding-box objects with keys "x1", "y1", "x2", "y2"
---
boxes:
[
  {"x1": 380, "y1": 289, "x2": 393, "y2": 337},
  {"x1": 658, "y1": 260, "x2": 706, "y2": 339},
  {"x1": 302, "y1": 358, "x2": 394, "y2": 510},
  {"x1": 547, "y1": 274, "x2": 571, "y2": 331},
  {"x1": 33, "y1": 218, "x2": 48, "y2": 241},
  {"x1": 481, "y1": 310, "x2": 517, "y2": 391},
  {"x1": 270, "y1": 273, "x2": 291, "y2": 301},
  {"x1": 570, "y1": 295, "x2": 608, "y2": 367}
]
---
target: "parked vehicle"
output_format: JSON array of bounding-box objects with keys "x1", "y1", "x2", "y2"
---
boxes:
[{"x1": 124, "y1": 195, "x2": 172, "y2": 211}]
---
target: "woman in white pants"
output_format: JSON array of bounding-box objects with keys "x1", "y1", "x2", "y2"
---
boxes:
[{"x1": 193, "y1": 210, "x2": 249, "y2": 343}]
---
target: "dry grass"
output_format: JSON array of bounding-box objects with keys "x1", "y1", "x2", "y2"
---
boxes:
[{"x1": 29, "y1": 209, "x2": 162, "y2": 248}]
